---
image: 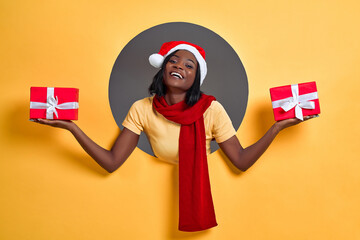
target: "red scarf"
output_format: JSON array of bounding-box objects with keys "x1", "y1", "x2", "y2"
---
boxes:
[{"x1": 153, "y1": 94, "x2": 217, "y2": 232}]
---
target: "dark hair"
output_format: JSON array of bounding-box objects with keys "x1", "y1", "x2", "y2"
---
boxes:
[{"x1": 148, "y1": 50, "x2": 202, "y2": 106}]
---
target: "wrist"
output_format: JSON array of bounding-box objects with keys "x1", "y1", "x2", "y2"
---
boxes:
[
  {"x1": 272, "y1": 122, "x2": 282, "y2": 134},
  {"x1": 67, "y1": 121, "x2": 77, "y2": 133}
]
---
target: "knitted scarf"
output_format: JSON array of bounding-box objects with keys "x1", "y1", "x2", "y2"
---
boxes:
[{"x1": 153, "y1": 94, "x2": 217, "y2": 232}]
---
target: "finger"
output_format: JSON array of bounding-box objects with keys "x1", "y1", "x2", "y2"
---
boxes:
[
  {"x1": 36, "y1": 118, "x2": 52, "y2": 125},
  {"x1": 289, "y1": 118, "x2": 302, "y2": 123},
  {"x1": 30, "y1": 118, "x2": 43, "y2": 124},
  {"x1": 304, "y1": 115, "x2": 319, "y2": 121},
  {"x1": 293, "y1": 119, "x2": 302, "y2": 125}
]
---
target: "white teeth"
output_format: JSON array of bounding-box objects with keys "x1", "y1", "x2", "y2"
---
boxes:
[{"x1": 171, "y1": 72, "x2": 183, "y2": 79}]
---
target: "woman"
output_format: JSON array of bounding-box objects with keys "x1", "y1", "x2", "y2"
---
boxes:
[{"x1": 33, "y1": 41, "x2": 314, "y2": 232}]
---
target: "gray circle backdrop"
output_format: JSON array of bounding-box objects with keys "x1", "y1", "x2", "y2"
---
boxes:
[{"x1": 109, "y1": 22, "x2": 248, "y2": 156}]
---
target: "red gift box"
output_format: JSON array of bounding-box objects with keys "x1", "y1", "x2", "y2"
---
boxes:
[
  {"x1": 270, "y1": 81, "x2": 320, "y2": 121},
  {"x1": 30, "y1": 87, "x2": 79, "y2": 120}
]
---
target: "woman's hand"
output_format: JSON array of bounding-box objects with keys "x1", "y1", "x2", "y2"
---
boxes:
[
  {"x1": 274, "y1": 115, "x2": 319, "y2": 132},
  {"x1": 31, "y1": 118, "x2": 75, "y2": 131}
]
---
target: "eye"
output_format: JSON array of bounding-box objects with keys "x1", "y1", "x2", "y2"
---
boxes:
[
  {"x1": 186, "y1": 64, "x2": 194, "y2": 69},
  {"x1": 169, "y1": 59, "x2": 176, "y2": 64}
]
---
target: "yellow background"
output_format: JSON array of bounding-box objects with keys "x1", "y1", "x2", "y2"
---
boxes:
[{"x1": 1, "y1": 1, "x2": 359, "y2": 239}]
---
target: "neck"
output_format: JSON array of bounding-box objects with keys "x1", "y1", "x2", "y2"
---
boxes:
[{"x1": 164, "y1": 92, "x2": 186, "y2": 106}]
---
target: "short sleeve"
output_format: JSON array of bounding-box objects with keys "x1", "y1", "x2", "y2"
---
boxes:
[
  {"x1": 122, "y1": 100, "x2": 145, "y2": 135},
  {"x1": 211, "y1": 101, "x2": 236, "y2": 143}
]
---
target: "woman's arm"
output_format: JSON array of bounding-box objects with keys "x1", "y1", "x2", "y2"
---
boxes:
[
  {"x1": 34, "y1": 119, "x2": 139, "y2": 173},
  {"x1": 218, "y1": 117, "x2": 314, "y2": 172}
]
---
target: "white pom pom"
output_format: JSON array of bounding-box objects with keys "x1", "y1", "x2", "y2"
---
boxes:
[{"x1": 149, "y1": 53, "x2": 164, "y2": 68}]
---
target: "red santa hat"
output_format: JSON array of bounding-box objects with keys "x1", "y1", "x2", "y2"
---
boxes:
[{"x1": 149, "y1": 41, "x2": 207, "y2": 86}]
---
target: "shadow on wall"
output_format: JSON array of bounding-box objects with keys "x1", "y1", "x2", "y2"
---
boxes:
[
  {"x1": 6, "y1": 102, "x2": 57, "y2": 143},
  {"x1": 5, "y1": 101, "x2": 119, "y2": 176},
  {"x1": 253, "y1": 99, "x2": 302, "y2": 143},
  {"x1": 218, "y1": 149, "x2": 243, "y2": 175}
]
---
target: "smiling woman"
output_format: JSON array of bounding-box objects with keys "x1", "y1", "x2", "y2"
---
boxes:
[
  {"x1": 33, "y1": 39, "x2": 314, "y2": 232},
  {"x1": 121, "y1": 41, "x2": 237, "y2": 231}
]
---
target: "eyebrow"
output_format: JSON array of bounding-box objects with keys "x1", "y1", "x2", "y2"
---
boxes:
[{"x1": 173, "y1": 54, "x2": 196, "y2": 64}]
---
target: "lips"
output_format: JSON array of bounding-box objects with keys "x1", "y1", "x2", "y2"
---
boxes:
[{"x1": 170, "y1": 72, "x2": 183, "y2": 79}]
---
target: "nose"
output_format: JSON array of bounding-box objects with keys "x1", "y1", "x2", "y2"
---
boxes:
[{"x1": 173, "y1": 62, "x2": 183, "y2": 70}]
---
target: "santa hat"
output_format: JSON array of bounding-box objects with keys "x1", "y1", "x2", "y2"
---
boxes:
[{"x1": 149, "y1": 41, "x2": 207, "y2": 86}]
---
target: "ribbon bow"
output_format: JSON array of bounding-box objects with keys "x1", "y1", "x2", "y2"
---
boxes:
[
  {"x1": 30, "y1": 87, "x2": 79, "y2": 119},
  {"x1": 272, "y1": 84, "x2": 317, "y2": 121},
  {"x1": 47, "y1": 95, "x2": 61, "y2": 118}
]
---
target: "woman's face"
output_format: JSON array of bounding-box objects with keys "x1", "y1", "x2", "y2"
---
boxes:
[{"x1": 163, "y1": 50, "x2": 198, "y2": 93}]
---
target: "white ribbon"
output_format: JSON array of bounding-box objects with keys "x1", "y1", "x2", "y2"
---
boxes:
[
  {"x1": 271, "y1": 84, "x2": 318, "y2": 120},
  {"x1": 30, "y1": 87, "x2": 79, "y2": 119}
]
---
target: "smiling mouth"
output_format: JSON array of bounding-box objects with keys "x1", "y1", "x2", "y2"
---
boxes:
[{"x1": 170, "y1": 72, "x2": 183, "y2": 79}]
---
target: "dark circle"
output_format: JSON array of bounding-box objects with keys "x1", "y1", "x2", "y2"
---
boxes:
[{"x1": 109, "y1": 22, "x2": 248, "y2": 156}]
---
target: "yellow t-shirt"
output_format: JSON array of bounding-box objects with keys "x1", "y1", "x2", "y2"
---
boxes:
[{"x1": 122, "y1": 96, "x2": 236, "y2": 164}]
